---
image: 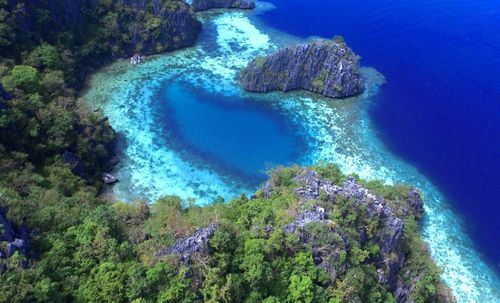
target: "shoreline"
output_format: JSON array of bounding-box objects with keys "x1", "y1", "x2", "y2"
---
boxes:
[{"x1": 82, "y1": 5, "x2": 500, "y2": 302}]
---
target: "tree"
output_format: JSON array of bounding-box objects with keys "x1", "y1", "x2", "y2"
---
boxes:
[
  {"x1": 288, "y1": 275, "x2": 314, "y2": 303},
  {"x1": 2, "y1": 65, "x2": 42, "y2": 93},
  {"x1": 77, "y1": 262, "x2": 128, "y2": 303},
  {"x1": 239, "y1": 239, "x2": 271, "y2": 288},
  {"x1": 42, "y1": 70, "x2": 65, "y2": 95},
  {"x1": 24, "y1": 44, "x2": 60, "y2": 69}
]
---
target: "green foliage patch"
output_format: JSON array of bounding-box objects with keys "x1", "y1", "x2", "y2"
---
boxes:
[{"x1": 0, "y1": 163, "x2": 454, "y2": 302}]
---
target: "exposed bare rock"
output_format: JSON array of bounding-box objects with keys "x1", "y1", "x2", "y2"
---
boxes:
[
  {"x1": 102, "y1": 173, "x2": 118, "y2": 184},
  {"x1": 0, "y1": 209, "x2": 31, "y2": 269},
  {"x1": 283, "y1": 206, "x2": 327, "y2": 234},
  {"x1": 156, "y1": 223, "x2": 217, "y2": 262},
  {"x1": 240, "y1": 38, "x2": 364, "y2": 98}
]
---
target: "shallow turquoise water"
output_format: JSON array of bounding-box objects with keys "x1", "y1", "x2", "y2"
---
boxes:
[{"x1": 82, "y1": 5, "x2": 500, "y2": 302}]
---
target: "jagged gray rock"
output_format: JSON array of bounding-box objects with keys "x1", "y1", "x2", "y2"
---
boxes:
[
  {"x1": 4, "y1": 0, "x2": 201, "y2": 57},
  {"x1": 155, "y1": 168, "x2": 427, "y2": 302},
  {"x1": 407, "y1": 189, "x2": 424, "y2": 218},
  {"x1": 190, "y1": 0, "x2": 255, "y2": 12},
  {"x1": 156, "y1": 223, "x2": 217, "y2": 262},
  {"x1": 240, "y1": 38, "x2": 364, "y2": 98},
  {"x1": 102, "y1": 173, "x2": 118, "y2": 184},
  {"x1": 0, "y1": 209, "x2": 31, "y2": 268},
  {"x1": 283, "y1": 207, "x2": 327, "y2": 234}
]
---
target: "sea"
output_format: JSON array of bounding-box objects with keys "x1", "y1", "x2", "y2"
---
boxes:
[{"x1": 82, "y1": 1, "x2": 500, "y2": 301}]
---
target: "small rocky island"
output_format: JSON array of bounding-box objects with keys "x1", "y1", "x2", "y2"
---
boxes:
[
  {"x1": 190, "y1": 0, "x2": 255, "y2": 12},
  {"x1": 240, "y1": 37, "x2": 365, "y2": 98}
]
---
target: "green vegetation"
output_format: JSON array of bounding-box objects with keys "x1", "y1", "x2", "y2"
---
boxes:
[
  {"x1": 254, "y1": 56, "x2": 266, "y2": 68},
  {"x1": 0, "y1": 0, "x2": 200, "y2": 188},
  {"x1": 0, "y1": 2, "x2": 453, "y2": 303},
  {"x1": 312, "y1": 69, "x2": 329, "y2": 92},
  {"x1": 333, "y1": 35, "x2": 346, "y2": 46},
  {"x1": 312, "y1": 78, "x2": 325, "y2": 91},
  {"x1": 2, "y1": 65, "x2": 41, "y2": 93},
  {"x1": 0, "y1": 162, "x2": 454, "y2": 302}
]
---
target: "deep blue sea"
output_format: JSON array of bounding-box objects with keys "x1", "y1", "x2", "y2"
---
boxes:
[{"x1": 258, "y1": 0, "x2": 500, "y2": 273}]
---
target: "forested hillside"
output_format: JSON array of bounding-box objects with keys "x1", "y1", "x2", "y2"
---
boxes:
[{"x1": 0, "y1": 2, "x2": 200, "y2": 299}]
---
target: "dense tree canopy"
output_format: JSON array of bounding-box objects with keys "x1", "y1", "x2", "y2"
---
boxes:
[{"x1": 0, "y1": 163, "x2": 454, "y2": 302}]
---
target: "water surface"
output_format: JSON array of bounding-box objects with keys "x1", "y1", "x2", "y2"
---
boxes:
[
  {"x1": 83, "y1": 6, "x2": 500, "y2": 302},
  {"x1": 159, "y1": 82, "x2": 307, "y2": 184},
  {"x1": 259, "y1": 0, "x2": 500, "y2": 274}
]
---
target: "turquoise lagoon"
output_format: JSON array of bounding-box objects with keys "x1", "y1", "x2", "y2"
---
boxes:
[
  {"x1": 82, "y1": 5, "x2": 500, "y2": 302},
  {"x1": 160, "y1": 82, "x2": 307, "y2": 185}
]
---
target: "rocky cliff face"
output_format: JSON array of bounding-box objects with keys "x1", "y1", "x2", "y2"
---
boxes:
[
  {"x1": 190, "y1": 0, "x2": 255, "y2": 12},
  {"x1": 240, "y1": 38, "x2": 365, "y2": 98},
  {"x1": 121, "y1": 0, "x2": 202, "y2": 55},
  {"x1": 3, "y1": 0, "x2": 201, "y2": 57},
  {"x1": 156, "y1": 223, "x2": 217, "y2": 262}
]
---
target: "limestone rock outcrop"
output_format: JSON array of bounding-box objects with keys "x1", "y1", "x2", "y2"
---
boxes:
[
  {"x1": 263, "y1": 169, "x2": 425, "y2": 302},
  {"x1": 156, "y1": 223, "x2": 217, "y2": 262},
  {"x1": 0, "y1": 209, "x2": 31, "y2": 270},
  {"x1": 154, "y1": 167, "x2": 443, "y2": 303},
  {"x1": 2, "y1": 0, "x2": 202, "y2": 57},
  {"x1": 240, "y1": 38, "x2": 364, "y2": 98}
]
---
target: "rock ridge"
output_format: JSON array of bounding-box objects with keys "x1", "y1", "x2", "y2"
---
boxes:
[{"x1": 161, "y1": 169, "x2": 426, "y2": 302}]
